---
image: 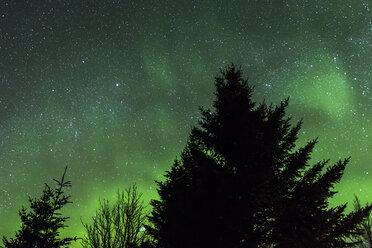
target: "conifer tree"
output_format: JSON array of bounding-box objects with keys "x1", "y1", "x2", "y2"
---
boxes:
[
  {"x1": 147, "y1": 64, "x2": 372, "y2": 248},
  {"x1": 2, "y1": 167, "x2": 76, "y2": 248}
]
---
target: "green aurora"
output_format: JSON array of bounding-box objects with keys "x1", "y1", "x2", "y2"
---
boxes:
[{"x1": 1, "y1": 0, "x2": 372, "y2": 245}]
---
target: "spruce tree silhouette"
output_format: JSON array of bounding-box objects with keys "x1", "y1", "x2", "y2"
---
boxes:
[
  {"x1": 2, "y1": 167, "x2": 76, "y2": 248},
  {"x1": 147, "y1": 64, "x2": 372, "y2": 248}
]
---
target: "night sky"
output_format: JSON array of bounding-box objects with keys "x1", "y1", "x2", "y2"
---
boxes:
[{"x1": 2, "y1": 0, "x2": 372, "y2": 244}]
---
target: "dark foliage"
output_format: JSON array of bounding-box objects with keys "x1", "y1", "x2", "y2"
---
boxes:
[
  {"x1": 352, "y1": 196, "x2": 372, "y2": 247},
  {"x1": 81, "y1": 184, "x2": 151, "y2": 248},
  {"x1": 147, "y1": 64, "x2": 372, "y2": 248},
  {"x1": 139, "y1": 240, "x2": 155, "y2": 248},
  {"x1": 2, "y1": 167, "x2": 76, "y2": 248}
]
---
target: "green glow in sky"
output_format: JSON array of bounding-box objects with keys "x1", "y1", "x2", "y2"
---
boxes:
[
  {"x1": 2, "y1": 1, "x2": 372, "y2": 246},
  {"x1": 290, "y1": 55, "x2": 353, "y2": 120}
]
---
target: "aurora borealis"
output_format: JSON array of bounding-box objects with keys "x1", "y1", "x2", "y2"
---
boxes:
[{"x1": 2, "y1": 0, "x2": 372, "y2": 244}]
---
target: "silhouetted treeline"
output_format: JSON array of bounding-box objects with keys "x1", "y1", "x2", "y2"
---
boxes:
[{"x1": 2, "y1": 65, "x2": 372, "y2": 248}]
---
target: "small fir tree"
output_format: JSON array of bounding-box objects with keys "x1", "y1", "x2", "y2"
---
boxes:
[{"x1": 2, "y1": 167, "x2": 76, "y2": 248}]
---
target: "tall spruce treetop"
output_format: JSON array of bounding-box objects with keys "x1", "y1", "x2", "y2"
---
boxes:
[{"x1": 148, "y1": 65, "x2": 372, "y2": 248}]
